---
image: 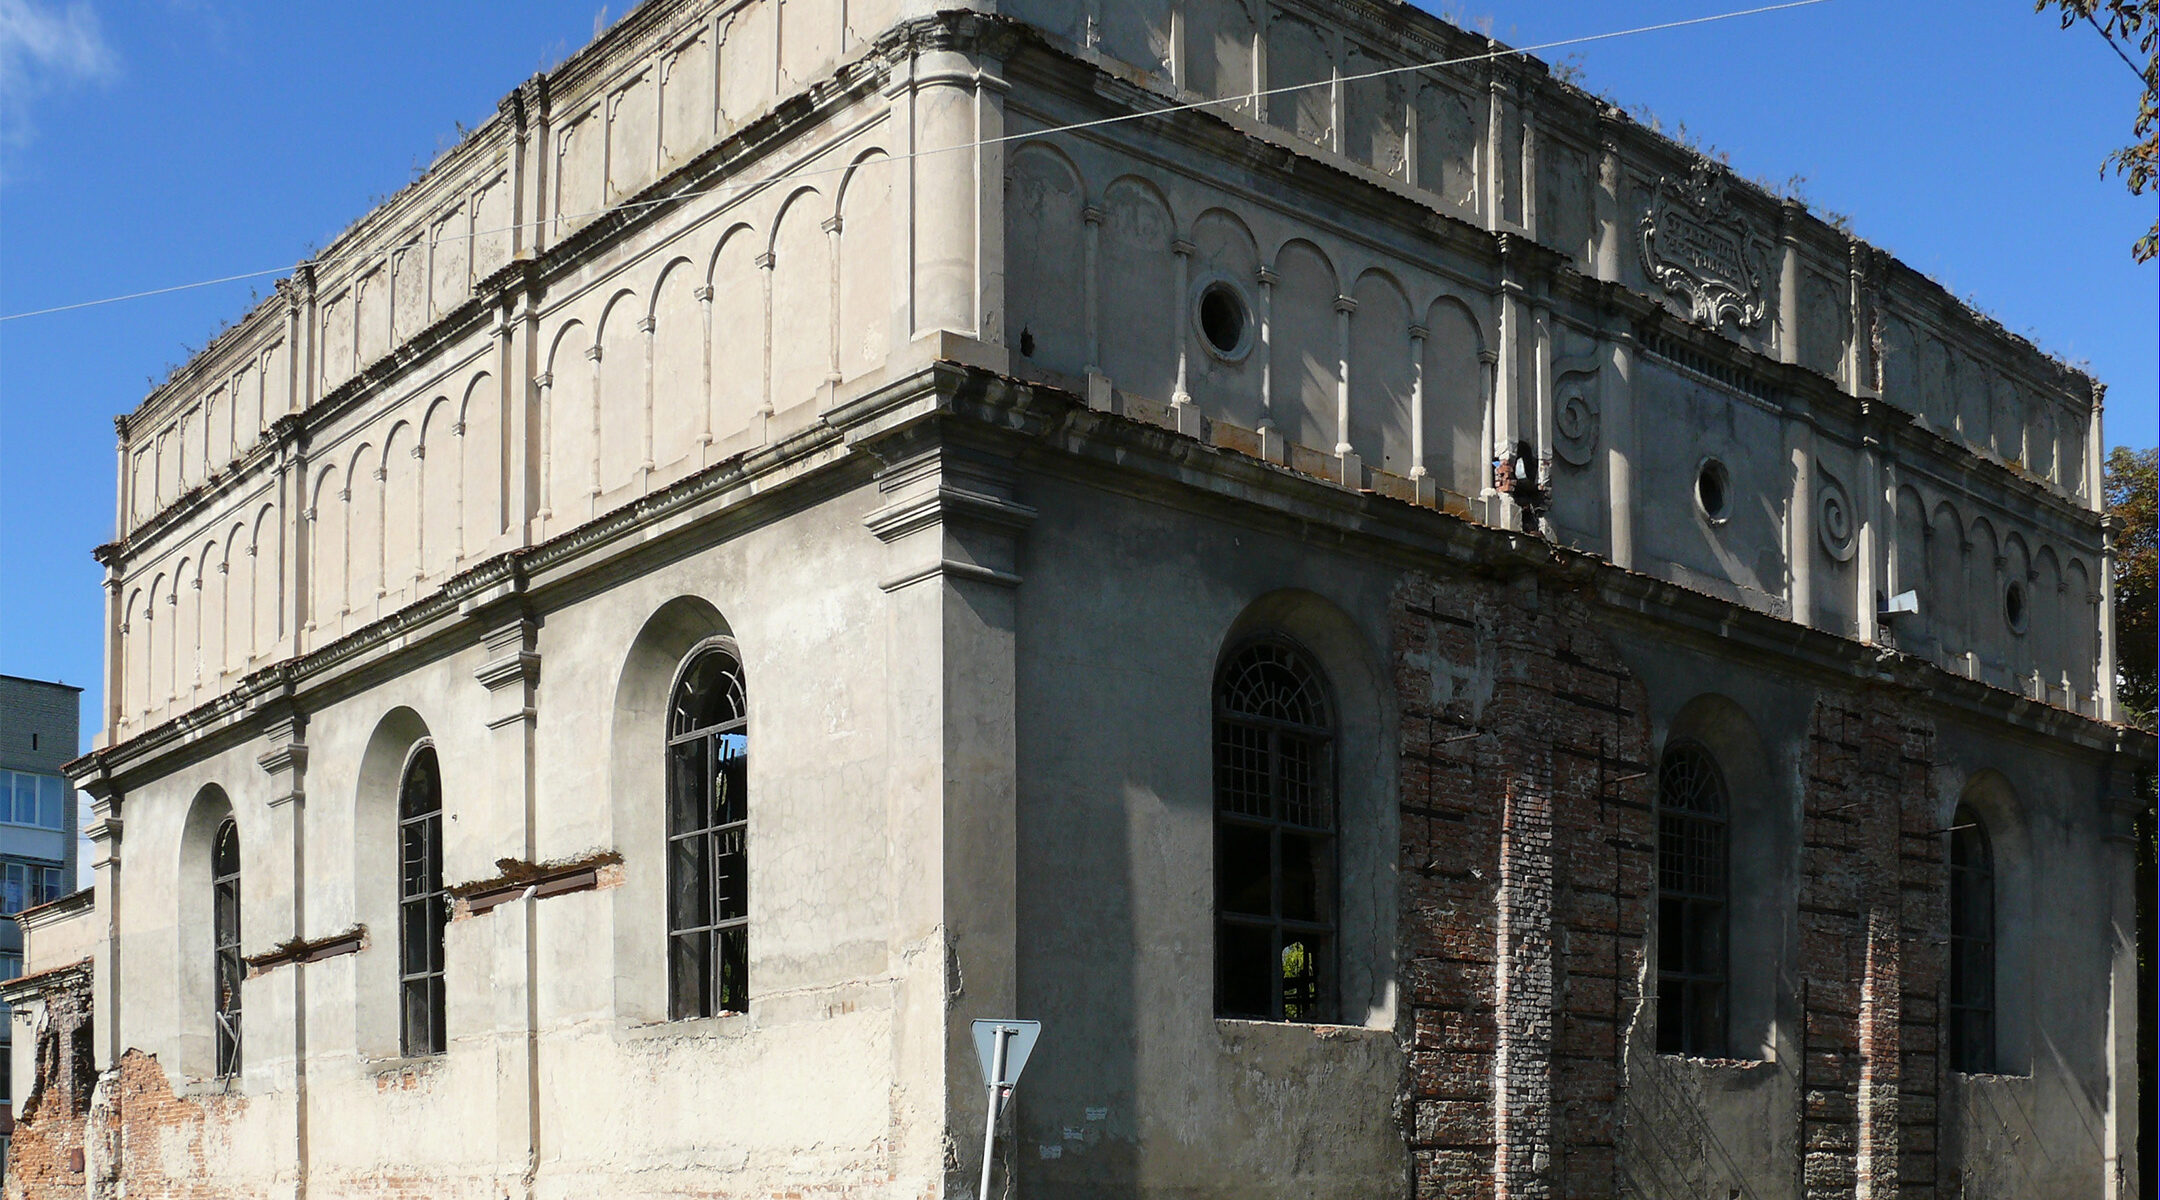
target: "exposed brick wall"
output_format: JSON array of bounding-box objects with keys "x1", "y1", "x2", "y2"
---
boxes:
[
  {"x1": 1798, "y1": 696, "x2": 1941, "y2": 1200},
  {"x1": 1395, "y1": 574, "x2": 1654, "y2": 1200},
  {"x1": 1396, "y1": 574, "x2": 1956, "y2": 1198},
  {"x1": 95, "y1": 1050, "x2": 248, "y2": 1200},
  {"x1": 5, "y1": 968, "x2": 92, "y2": 1200}
]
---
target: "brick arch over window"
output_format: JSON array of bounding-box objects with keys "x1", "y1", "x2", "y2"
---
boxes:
[{"x1": 608, "y1": 595, "x2": 734, "y2": 1023}]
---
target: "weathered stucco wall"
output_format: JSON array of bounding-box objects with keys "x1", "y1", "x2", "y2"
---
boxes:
[
  {"x1": 987, "y1": 7, "x2": 2110, "y2": 721},
  {"x1": 51, "y1": 1, "x2": 2146, "y2": 1198}
]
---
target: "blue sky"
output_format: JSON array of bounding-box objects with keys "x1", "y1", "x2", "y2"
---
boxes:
[{"x1": 1, "y1": 0, "x2": 2153, "y2": 754}]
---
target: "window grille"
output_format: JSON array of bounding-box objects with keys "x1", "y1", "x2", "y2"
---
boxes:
[
  {"x1": 667, "y1": 642, "x2": 749, "y2": 1020},
  {"x1": 212, "y1": 817, "x2": 242, "y2": 1077},
  {"x1": 398, "y1": 745, "x2": 447, "y2": 1057},
  {"x1": 1948, "y1": 805, "x2": 1995, "y2": 1073},
  {"x1": 1214, "y1": 637, "x2": 1336, "y2": 1023},
  {"x1": 1656, "y1": 742, "x2": 1728, "y2": 1056}
]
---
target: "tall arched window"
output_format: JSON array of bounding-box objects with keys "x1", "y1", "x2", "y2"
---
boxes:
[
  {"x1": 1657, "y1": 741, "x2": 1728, "y2": 1056},
  {"x1": 1948, "y1": 804, "x2": 1995, "y2": 1073},
  {"x1": 398, "y1": 743, "x2": 446, "y2": 1056},
  {"x1": 1214, "y1": 637, "x2": 1336, "y2": 1023},
  {"x1": 667, "y1": 640, "x2": 749, "y2": 1020},
  {"x1": 212, "y1": 817, "x2": 242, "y2": 1077}
]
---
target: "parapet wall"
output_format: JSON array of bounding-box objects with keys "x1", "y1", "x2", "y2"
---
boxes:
[{"x1": 93, "y1": 0, "x2": 2119, "y2": 749}]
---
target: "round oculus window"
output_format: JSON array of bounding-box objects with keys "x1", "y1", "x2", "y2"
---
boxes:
[
  {"x1": 1696, "y1": 458, "x2": 1731, "y2": 522},
  {"x1": 1196, "y1": 282, "x2": 1251, "y2": 359},
  {"x1": 2005, "y1": 580, "x2": 2028, "y2": 633}
]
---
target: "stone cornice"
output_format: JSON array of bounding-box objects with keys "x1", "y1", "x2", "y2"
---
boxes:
[
  {"x1": 72, "y1": 360, "x2": 2151, "y2": 804},
  {"x1": 0, "y1": 958, "x2": 92, "y2": 1008}
]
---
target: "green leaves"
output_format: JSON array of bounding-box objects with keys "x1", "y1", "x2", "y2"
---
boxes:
[{"x1": 2036, "y1": 0, "x2": 2159, "y2": 260}]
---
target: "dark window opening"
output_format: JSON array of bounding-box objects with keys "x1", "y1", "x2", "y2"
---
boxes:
[
  {"x1": 667, "y1": 642, "x2": 749, "y2": 1020},
  {"x1": 2004, "y1": 581, "x2": 2028, "y2": 632},
  {"x1": 1214, "y1": 637, "x2": 1336, "y2": 1023},
  {"x1": 398, "y1": 745, "x2": 447, "y2": 1057},
  {"x1": 212, "y1": 817, "x2": 242, "y2": 1077},
  {"x1": 1949, "y1": 805, "x2": 1996, "y2": 1073},
  {"x1": 1696, "y1": 458, "x2": 1731, "y2": 521},
  {"x1": 1199, "y1": 283, "x2": 1249, "y2": 356},
  {"x1": 1656, "y1": 742, "x2": 1728, "y2": 1056}
]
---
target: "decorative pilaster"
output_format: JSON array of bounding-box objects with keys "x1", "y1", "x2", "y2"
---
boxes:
[
  {"x1": 1408, "y1": 323, "x2": 1432, "y2": 505},
  {"x1": 638, "y1": 313, "x2": 658, "y2": 478},
  {"x1": 694, "y1": 285, "x2": 716, "y2": 450},
  {"x1": 858, "y1": 417, "x2": 1032, "y2": 1199},
  {"x1": 1256, "y1": 265, "x2": 1282, "y2": 464},
  {"x1": 822, "y1": 215, "x2": 845, "y2": 396},
  {"x1": 466, "y1": 584, "x2": 541, "y2": 1197},
  {"x1": 1083, "y1": 206, "x2": 1110, "y2": 411},
  {"x1": 534, "y1": 370, "x2": 555, "y2": 523},
  {"x1": 756, "y1": 250, "x2": 777, "y2": 445},
  {"x1": 1170, "y1": 240, "x2": 1200, "y2": 435},
  {"x1": 1857, "y1": 404, "x2": 1883, "y2": 645},
  {"x1": 583, "y1": 343, "x2": 603, "y2": 505},
  {"x1": 1332, "y1": 294, "x2": 1359, "y2": 483},
  {"x1": 74, "y1": 765, "x2": 122, "y2": 1071},
  {"x1": 251, "y1": 688, "x2": 310, "y2": 1186},
  {"x1": 1777, "y1": 201, "x2": 1803, "y2": 365},
  {"x1": 1592, "y1": 124, "x2": 1622, "y2": 282},
  {"x1": 1601, "y1": 318, "x2": 1637, "y2": 571}
]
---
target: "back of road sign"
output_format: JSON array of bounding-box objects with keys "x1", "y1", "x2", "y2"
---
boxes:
[{"x1": 972, "y1": 1019, "x2": 1041, "y2": 1088}]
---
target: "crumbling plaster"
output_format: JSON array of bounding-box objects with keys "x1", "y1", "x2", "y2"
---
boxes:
[{"x1": 45, "y1": 0, "x2": 2147, "y2": 1197}]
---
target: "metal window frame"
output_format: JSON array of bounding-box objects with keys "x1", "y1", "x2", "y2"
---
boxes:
[
  {"x1": 212, "y1": 816, "x2": 242, "y2": 1078},
  {"x1": 1212, "y1": 635, "x2": 1339, "y2": 1025},
  {"x1": 1655, "y1": 740, "x2": 1730, "y2": 1057},
  {"x1": 1947, "y1": 804, "x2": 1996, "y2": 1073},
  {"x1": 665, "y1": 637, "x2": 750, "y2": 1021},
  {"x1": 396, "y1": 740, "x2": 447, "y2": 1058}
]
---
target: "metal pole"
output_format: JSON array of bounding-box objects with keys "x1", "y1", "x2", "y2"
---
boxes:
[{"x1": 977, "y1": 1026, "x2": 1012, "y2": 1200}]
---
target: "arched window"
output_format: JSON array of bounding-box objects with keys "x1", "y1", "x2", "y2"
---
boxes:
[
  {"x1": 667, "y1": 640, "x2": 749, "y2": 1019},
  {"x1": 1214, "y1": 637, "x2": 1336, "y2": 1023},
  {"x1": 398, "y1": 743, "x2": 446, "y2": 1056},
  {"x1": 1948, "y1": 804, "x2": 1995, "y2": 1072},
  {"x1": 1656, "y1": 741, "x2": 1728, "y2": 1056},
  {"x1": 212, "y1": 817, "x2": 242, "y2": 1077}
]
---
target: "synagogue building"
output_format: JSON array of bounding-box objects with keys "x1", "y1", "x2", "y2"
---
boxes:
[{"x1": 11, "y1": 0, "x2": 2151, "y2": 1196}]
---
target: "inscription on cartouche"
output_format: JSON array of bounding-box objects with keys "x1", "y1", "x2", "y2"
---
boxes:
[{"x1": 1639, "y1": 163, "x2": 1774, "y2": 330}]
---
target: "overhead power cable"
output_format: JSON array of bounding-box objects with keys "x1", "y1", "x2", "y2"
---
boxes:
[{"x1": 0, "y1": 0, "x2": 1833, "y2": 325}]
